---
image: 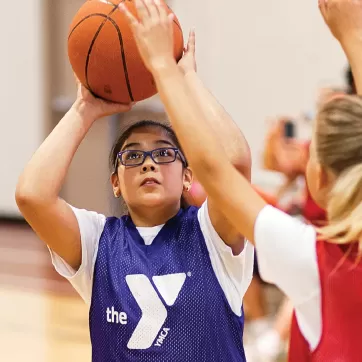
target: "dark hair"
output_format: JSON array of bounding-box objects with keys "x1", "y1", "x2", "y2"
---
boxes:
[
  {"x1": 109, "y1": 119, "x2": 190, "y2": 209},
  {"x1": 345, "y1": 65, "x2": 356, "y2": 95}
]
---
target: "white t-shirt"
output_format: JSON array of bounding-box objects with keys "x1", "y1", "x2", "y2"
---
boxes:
[
  {"x1": 254, "y1": 205, "x2": 321, "y2": 351},
  {"x1": 49, "y1": 201, "x2": 254, "y2": 317}
]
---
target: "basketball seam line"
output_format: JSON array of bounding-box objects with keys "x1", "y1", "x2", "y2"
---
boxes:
[
  {"x1": 69, "y1": 10, "x2": 114, "y2": 40},
  {"x1": 84, "y1": 7, "x2": 119, "y2": 95},
  {"x1": 106, "y1": 15, "x2": 134, "y2": 102}
]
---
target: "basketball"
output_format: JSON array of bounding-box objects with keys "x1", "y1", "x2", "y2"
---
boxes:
[{"x1": 68, "y1": 0, "x2": 184, "y2": 104}]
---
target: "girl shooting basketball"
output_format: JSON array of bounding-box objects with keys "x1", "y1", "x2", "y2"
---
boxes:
[
  {"x1": 15, "y1": 8, "x2": 253, "y2": 360},
  {"x1": 121, "y1": 0, "x2": 362, "y2": 360}
]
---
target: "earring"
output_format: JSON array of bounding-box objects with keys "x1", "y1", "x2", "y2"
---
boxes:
[
  {"x1": 114, "y1": 192, "x2": 121, "y2": 199},
  {"x1": 184, "y1": 185, "x2": 191, "y2": 192}
]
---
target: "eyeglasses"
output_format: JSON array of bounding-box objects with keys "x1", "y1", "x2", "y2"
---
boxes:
[{"x1": 115, "y1": 147, "x2": 187, "y2": 169}]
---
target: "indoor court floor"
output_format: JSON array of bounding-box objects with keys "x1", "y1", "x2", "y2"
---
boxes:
[{"x1": 0, "y1": 221, "x2": 91, "y2": 362}]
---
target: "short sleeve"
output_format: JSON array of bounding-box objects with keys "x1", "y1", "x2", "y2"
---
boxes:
[
  {"x1": 48, "y1": 205, "x2": 106, "y2": 304},
  {"x1": 254, "y1": 205, "x2": 319, "y2": 305},
  {"x1": 197, "y1": 200, "x2": 254, "y2": 316}
]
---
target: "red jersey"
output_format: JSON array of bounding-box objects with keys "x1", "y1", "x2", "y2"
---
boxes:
[
  {"x1": 302, "y1": 187, "x2": 326, "y2": 226},
  {"x1": 289, "y1": 241, "x2": 362, "y2": 362}
]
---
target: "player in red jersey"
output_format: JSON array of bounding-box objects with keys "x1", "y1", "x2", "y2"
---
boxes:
[
  {"x1": 244, "y1": 121, "x2": 328, "y2": 361},
  {"x1": 119, "y1": 0, "x2": 362, "y2": 361}
]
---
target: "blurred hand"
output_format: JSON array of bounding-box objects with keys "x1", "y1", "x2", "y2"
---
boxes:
[
  {"x1": 178, "y1": 29, "x2": 197, "y2": 75},
  {"x1": 265, "y1": 116, "x2": 293, "y2": 151},
  {"x1": 263, "y1": 116, "x2": 307, "y2": 176},
  {"x1": 119, "y1": 0, "x2": 176, "y2": 73},
  {"x1": 73, "y1": 78, "x2": 132, "y2": 121},
  {"x1": 319, "y1": 0, "x2": 362, "y2": 45},
  {"x1": 266, "y1": 117, "x2": 288, "y2": 140}
]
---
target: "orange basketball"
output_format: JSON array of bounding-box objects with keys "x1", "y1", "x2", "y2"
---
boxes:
[{"x1": 68, "y1": 0, "x2": 184, "y2": 104}]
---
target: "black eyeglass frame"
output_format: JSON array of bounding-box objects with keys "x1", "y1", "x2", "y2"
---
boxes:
[{"x1": 114, "y1": 147, "x2": 188, "y2": 172}]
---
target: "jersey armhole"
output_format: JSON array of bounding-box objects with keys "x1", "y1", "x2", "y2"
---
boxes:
[{"x1": 197, "y1": 201, "x2": 254, "y2": 316}]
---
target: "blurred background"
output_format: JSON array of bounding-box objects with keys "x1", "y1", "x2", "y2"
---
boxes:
[{"x1": 0, "y1": 0, "x2": 349, "y2": 361}]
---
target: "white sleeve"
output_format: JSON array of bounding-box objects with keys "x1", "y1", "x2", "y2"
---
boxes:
[
  {"x1": 48, "y1": 205, "x2": 106, "y2": 305},
  {"x1": 197, "y1": 200, "x2": 254, "y2": 316},
  {"x1": 254, "y1": 205, "x2": 319, "y2": 305}
]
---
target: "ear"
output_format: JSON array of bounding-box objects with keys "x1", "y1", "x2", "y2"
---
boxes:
[
  {"x1": 183, "y1": 167, "x2": 193, "y2": 192},
  {"x1": 111, "y1": 172, "x2": 122, "y2": 198}
]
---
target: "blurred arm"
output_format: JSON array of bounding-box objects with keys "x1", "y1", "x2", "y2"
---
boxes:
[
  {"x1": 184, "y1": 71, "x2": 251, "y2": 254},
  {"x1": 184, "y1": 71, "x2": 251, "y2": 175},
  {"x1": 263, "y1": 118, "x2": 307, "y2": 176},
  {"x1": 342, "y1": 41, "x2": 362, "y2": 95},
  {"x1": 152, "y1": 61, "x2": 265, "y2": 244}
]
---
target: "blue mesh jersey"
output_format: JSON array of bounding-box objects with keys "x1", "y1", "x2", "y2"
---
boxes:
[{"x1": 89, "y1": 206, "x2": 246, "y2": 362}]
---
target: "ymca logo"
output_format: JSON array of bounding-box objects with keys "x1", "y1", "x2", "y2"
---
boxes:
[{"x1": 107, "y1": 273, "x2": 187, "y2": 350}]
